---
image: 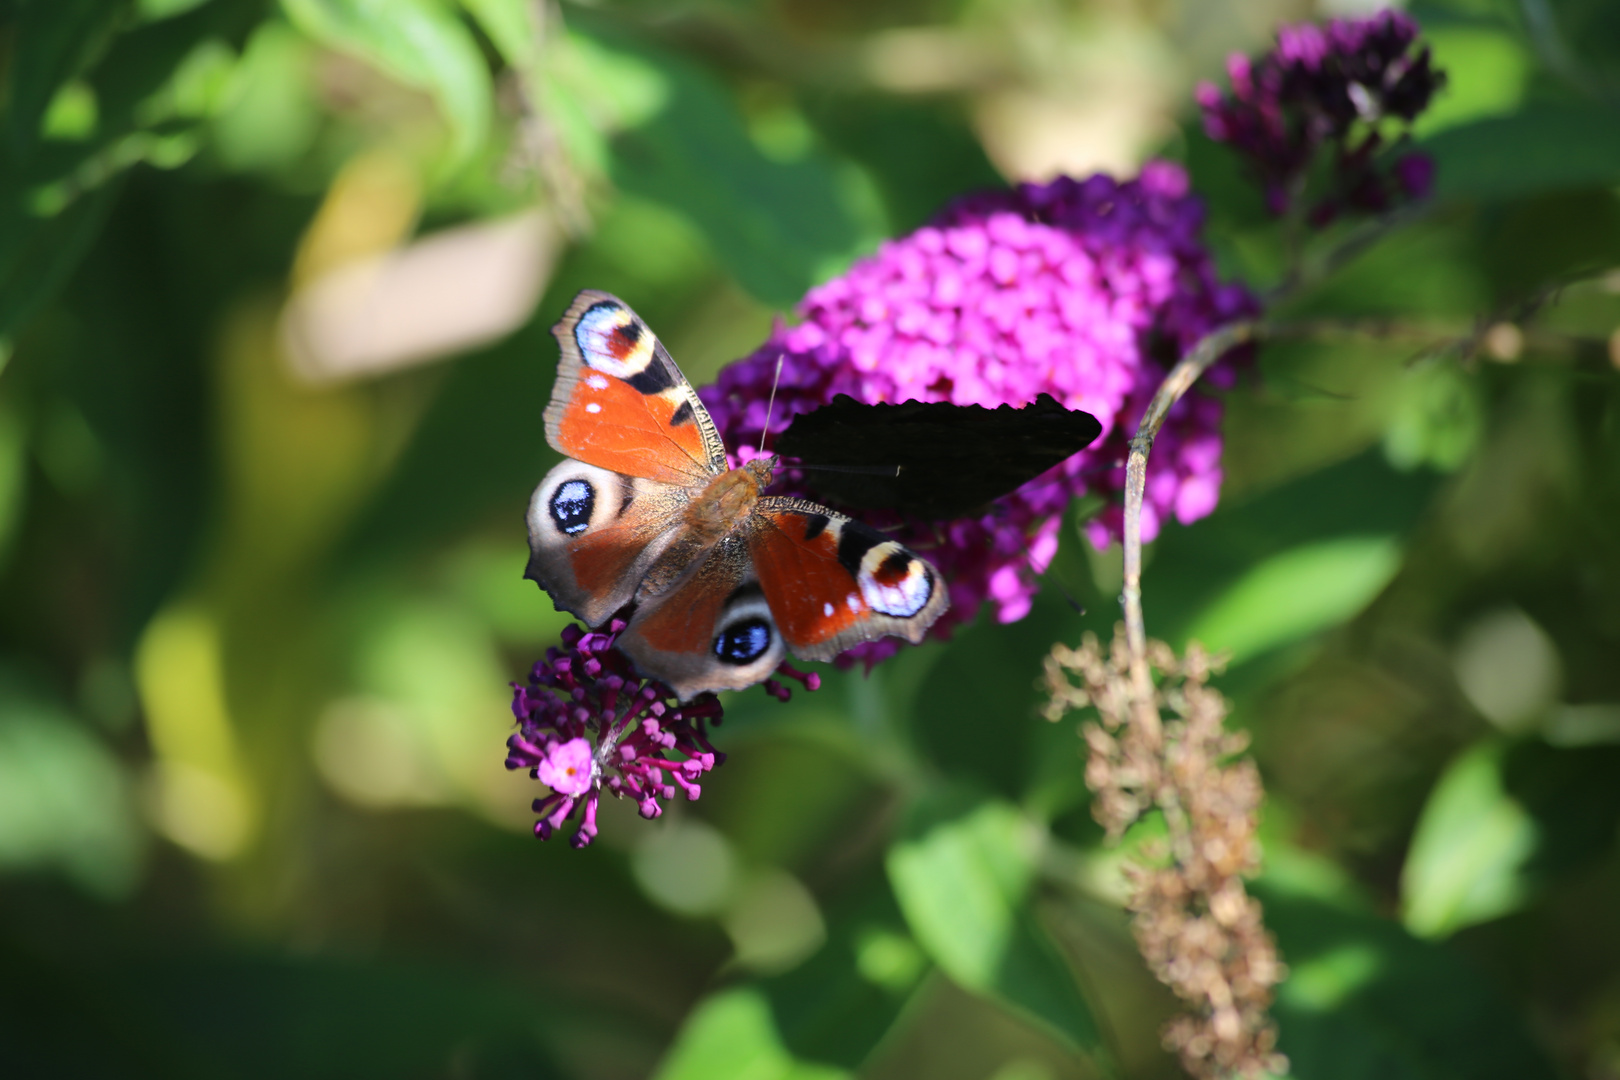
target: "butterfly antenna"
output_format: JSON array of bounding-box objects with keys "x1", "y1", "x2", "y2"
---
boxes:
[{"x1": 758, "y1": 354, "x2": 784, "y2": 457}]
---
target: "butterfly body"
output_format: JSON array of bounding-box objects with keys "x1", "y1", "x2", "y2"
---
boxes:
[{"x1": 527, "y1": 290, "x2": 949, "y2": 700}]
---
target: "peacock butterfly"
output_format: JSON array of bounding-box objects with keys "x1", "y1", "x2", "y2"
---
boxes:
[{"x1": 525, "y1": 290, "x2": 950, "y2": 700}]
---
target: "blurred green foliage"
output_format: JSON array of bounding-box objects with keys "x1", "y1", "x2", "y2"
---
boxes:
[{"x1": 3, "y1": 1, "x2": 1620, "y2": 1078}]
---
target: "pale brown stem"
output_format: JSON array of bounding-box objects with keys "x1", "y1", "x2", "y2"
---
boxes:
[{"x1": 1121, "y1": 320, "x2": 1260, "y2": 715}]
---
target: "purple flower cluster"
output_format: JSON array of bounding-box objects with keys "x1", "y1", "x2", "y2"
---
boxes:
[
  {"x1": 1196, "y1": 10, "x2": 1443, "y2": 223},
  {"x1": 701, "y1": 163, "x2": 1257, "y2": 660},
  {"x1": 508, "y1": 622, "x2": 821, "y2": 847}
]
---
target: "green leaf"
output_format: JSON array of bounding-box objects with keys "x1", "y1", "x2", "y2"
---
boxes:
[
  {"x1": 652, "y1": 878, "x2": 927, "y2": 1080},
  {"x1": 280, "y1": 0, "x2": 492, "y2": 173},
  {"x1": 1180, "y1": 535, "x2": 1402, "y2": 664},
  {"x1": 0, "y1": 181, "x2": 121, "y2": 338},
  {"x1": 1411, "y1": 26, "x2": 1532, "y2": 138},
  {"x1": 126, "y1": 953, "x2": 567, "y2": 1078},
  {"x1": 0, "y1": 402, "x2": 24, "y2": 569},
  {"x1": 210, "y1": 20, "x2": 322, "y2": 173},
  {"x1": 82, "y1": 0, "x2": 259, "y2": 157},
  {"x1": 0, "y1": 685, "x2": 144, "y2": 898},
  {"x1": 886, "y1": 787, "x2": 1104, "y2": 1057},
  {"x1": 1400, "y1": 740, "x2": 1538, "y2": 938},
  {"x1": 653, "y1": 988, "x2": 851, "y2": 1080},
  {"x1": 1382, "y1": 361, "x2": 1485, "y2": 473},
  {"x1": 1145, "y1": 451, "x2": 1440, "y2": 659},
  {"x1": 580, "y1": 23, "x2": 869, "y2": 306},
  {"x1": 1425, "y1": 102, "x2": 1620, "y2": 202},
  {"x1": 1401, "y1": 738, "x2": 1620, "y2": 938},
  {"x1": 805, "y1": 94, "x2": 1003, "y2": 233},
  {"x1": 909, "y1": 588, "x2": 1081, "y2": 800},
  {"x1": 0, "y1": 0, "x2": 130, "y2": 165},
  {"x1": 1261, "y1": 846, "x2": 1559, "y2": 1080},
  {"x1": 0, "y1": 1, "x2": 266, "y2": 336}
]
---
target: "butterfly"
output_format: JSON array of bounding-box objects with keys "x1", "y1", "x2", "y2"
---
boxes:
[{"x1": 525, "y1": 290, "x2": 950, "y2": 700}]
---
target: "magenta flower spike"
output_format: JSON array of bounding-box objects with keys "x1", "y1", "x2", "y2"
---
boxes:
[
  {"x1": 507, "y1": 622, "x2": 815, "y2": 847},
  {"x1": 700, "y1": 163, "x2": 1258, "y2": 663}
]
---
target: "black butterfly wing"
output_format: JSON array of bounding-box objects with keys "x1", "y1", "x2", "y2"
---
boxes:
[{"x1": 776, "y1": 394, "x2": 1104, "y2": 520}]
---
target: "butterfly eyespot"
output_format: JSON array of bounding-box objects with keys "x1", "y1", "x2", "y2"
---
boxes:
[
  {"x1": 714, "y1": 617, "x2": 772, "y2": 665},
  {"x1": 574, "y1": 302, "x2": 673, "y2": 392},
  {"x1": 550, "y1": 479, "x2": 595, "y2": 536},
  {"x1": 859, "y1": 549, "x2": 933, "y2": 617}
]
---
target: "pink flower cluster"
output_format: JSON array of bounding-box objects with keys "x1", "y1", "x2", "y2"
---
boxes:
[
  {"x1": 700, "y1": 163, "x2": 1257, "y2": 658},
  {"x1": 1196, "y1": 10, "x2": 1442, "y2": 223}
]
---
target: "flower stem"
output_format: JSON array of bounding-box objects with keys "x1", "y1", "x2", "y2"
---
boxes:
[{"x1": 1121, "y1": 319, "x2": 1259, "y2": 706}]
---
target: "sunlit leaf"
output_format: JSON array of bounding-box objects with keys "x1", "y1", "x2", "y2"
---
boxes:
[
  {"x1": 1181, "y1": 535, "x2": 1402, "y2": 664},
  {"x1": 1400, "y1": 740, "x2": 1538, "y2": 938},
  {"x1": 886, "y1": 787, "x2": 1104, "y2": 1056},
  {"x1": 210, "y1": 20, "x2": 322, "y2": 172},
  {"x1": 1402, "y1": 738, "x2": 1620, "y2": 938},
  {"x1": 0, "y1": 0, "x2": 250, "y2": 336},
  {"x1": 0, "y1": 688, "x2": 144, "y2": 898},
  {"x1": 1412, "y1": 26, "x2": 1532, "y2": 137},
  {"x1": 1145, "y1": 452, "x2": 1440, "y2": 658},
  {"x1": 653, "y1": 988, "x2": 850, "y2": 1080},
  {"x1": 654, "y1": 877, "x2": 925, "y2": 1079},
  {"x1": 0, "y1": 0, "x2": 127, "y2": 164},
  {"x1": 280, "y1": 0, "x2": 491, "y2": 173}
]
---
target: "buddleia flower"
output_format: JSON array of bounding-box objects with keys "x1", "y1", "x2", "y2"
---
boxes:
[
  {"x1": 1195, "y1": 9, "x2": 1444, "y2": 222},
  {"x1": 701, "y1": 162, "x2": 1257, "y2": 663},
  {"x1": 506, "y1": 621, "x2": 817, "y2": 847}
]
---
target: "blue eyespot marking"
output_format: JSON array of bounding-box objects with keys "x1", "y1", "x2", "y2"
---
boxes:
[
  {"x1": 550, "y1": 479, "x2": 594, "y2": 536},
  {"x1": 714, "y1": 618, "x2": 771, "y2": 665}
]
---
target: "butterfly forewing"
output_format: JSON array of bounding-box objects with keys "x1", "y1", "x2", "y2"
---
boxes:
[{"x1": 544, "y1": 290, "x2": 729, "y2": 486}]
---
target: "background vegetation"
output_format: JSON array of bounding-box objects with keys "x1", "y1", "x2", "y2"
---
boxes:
[{"x1": 3, "y1": 0, "x2": 1620, "y2": 1077}]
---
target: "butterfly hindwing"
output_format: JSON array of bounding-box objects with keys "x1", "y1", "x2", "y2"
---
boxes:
[
  {"x1": 525, "y1": 460, "x2": 692, "y2": 628},
  {"x1": 616, "y1": 536, "x2": 787, "y2": 700},
  {"x1": 747, "y1": 498, "x2": 948, "y2": 662},
  {"x1": 544, "y1": 290, "x2": 729, "y2": 486}
]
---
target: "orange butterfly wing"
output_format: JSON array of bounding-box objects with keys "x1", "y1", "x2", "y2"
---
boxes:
[{"x1": 544, "y1": 291, "x2": 728, "y2": 487}]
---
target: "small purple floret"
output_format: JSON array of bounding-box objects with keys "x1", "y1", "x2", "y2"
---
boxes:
[
  {"x1": 700, "y1": 163, "x2": 1257, "y2": 660},
  {"x1": 1197, "y1": 10, "x2": 1444, "y2": 222}
]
